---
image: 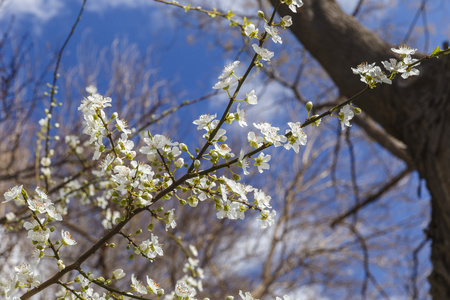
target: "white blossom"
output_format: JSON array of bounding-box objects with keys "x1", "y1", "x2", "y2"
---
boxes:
[
  {"x1": 253, "y1": 122, "x2": 287, "y2": 147},
  {"x1": 244, "y1": 24, "x2": 258, "y2": 37},
  {"x1": 284, "y1": 122, "x2": 307, "y2": 153},
  {"x1": 339, "y1": 105, "x2": 355, "y2": 130},
  {"x1": 246, "y1": 90, "x2": 258, "y2": 105},
  {"x1": 218, "y1": 61, "x2": 240, "y2": 80},
  {"x1": 113, "y1": 269, "x2": 126, "y2": 280},
  {"x1": 248, "y1": 131, "x2": 264, "y2": 148},
  {"x1": 3, "y1": 185, "x2": 24, "y2": 203},
  {"x1": 165, "y1": 209, "x2": 177, "y2": 231},
  {"x1": 131, "y1": 274, "x2": 147, "y2": 295},
  {"x1": 234, "y1": 103, "x2": 247, "y2": 127},
  {"x1": 254, "y1": 152, "x2": 271, "y2": 173},
  {"x1": 382, "y1": 58, "x2": 406, "y2": 73},
  {"x1": 239, "y1": 150, "x2": 250, "y2": 175},
  {"x1": 391, "y1": 45, "x2": 417, "y2": 56},
  {"x1": 264, "y1": 23, "x2": 282, "y2": 44},
  {"x1": 401, "y1": 55, "x2": 420, "y2": 79},
  {"x1": 259, "y1": 209, "x2": 276, "y2": 228},
  {"x1": 213, "y1": 76, "x2": 236, "y2": 90},
  {"x1": 175, "y1": 281, "x2": 195, "y2": 298},
  {"x1": 288, "y1": 0, "x2": 304, "y2": 13},
  {"x1": 252, "y1": 44, "x2": 274, "y2": 61},
  {"x1": 239, "y1": 290, "x2": 256, "y2": 300},
  {"x1": 193, "y1": 114, "x2": 216, "y2": 130},
  {"x1": 147, "y1": 276, "x2": 164, "y2": 294},
  {"x1": 281, "y1": 15, "x2": 293, "y2": 27},
  {"x1": 61, "y1": 230, "x2": 77, "y2": 246}
]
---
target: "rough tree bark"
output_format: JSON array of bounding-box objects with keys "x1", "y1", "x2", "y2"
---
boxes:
[{"x1": 270, "y1": 0, "x2": 450, "y2": 298}]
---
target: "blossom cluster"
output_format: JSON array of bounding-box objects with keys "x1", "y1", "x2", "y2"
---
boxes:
[
  {"x1": 352, "y1": 45, "x2": 420, "y2": 88},
  {"x1": 2, "y1": 185, "x2": 76, "y2": 298},
  {"x1": 341, "y1": 45, "x2": 421, "y2": 130},
  {"x1": 191, "y1": 111, "x2": 308, "y2": 178},
  {"x1": 70, "y1": 82, "x2": 282, "y2": 299},
  {"x1": 130, "y1": 273, "x2": 164, "y2": 296},
  {"x1": 243, "y1": 11, "x2": 295, "y2": 67},
  {"x1": 135, "y1": 233, "x2": 164, "y2": 259},
  {"x1": 78, "y1": 85, "x2": 284, "y2": 230}
]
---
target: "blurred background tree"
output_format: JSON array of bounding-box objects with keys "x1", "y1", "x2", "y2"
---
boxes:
[{"x1": 1, "y1": 0, "x2": 448, "y2": 299}]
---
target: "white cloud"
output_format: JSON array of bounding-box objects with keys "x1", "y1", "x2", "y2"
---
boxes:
[
  {"x1": 0, "y1": 0, "x2": 248, "y2": 32},
  {"x1": 0, "y1": 0, "x2": 65, "y2": 22},
  {"x1": 213, "y1": 218, "x2": 335, "y2": 300},
  {"x1": 0, "y1": 0, "x2": 160, "y2": 23}
]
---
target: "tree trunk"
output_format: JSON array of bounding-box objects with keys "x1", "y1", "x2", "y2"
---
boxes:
[{"x1": 270, "y1": 0, "x2": 450, "y2": 298}]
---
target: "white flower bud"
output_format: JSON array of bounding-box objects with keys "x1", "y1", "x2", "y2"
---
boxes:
[
  {"x1": 175, "y1": 158, "x2": 184, "y2": 168},
  {"x1": 57, "y1": 260, "x2": 65, "y2": 271},
  {"x1": 194, "y1": 160, "x2": 201, "y2": 168},
  {"x1": 180, "y1": 143, "x2": 188, "y2": 152}
]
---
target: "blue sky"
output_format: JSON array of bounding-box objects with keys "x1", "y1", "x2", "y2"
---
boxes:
[
  {"x1": 1, "y1": 0, "x2": 448, "y2": 105},
  {"x1": 1, "y1": 0, "x2": 448, "y2": 298}
]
